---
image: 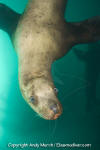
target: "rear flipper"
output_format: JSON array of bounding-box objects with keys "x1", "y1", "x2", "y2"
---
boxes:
[
  {"x1": 0, "y1": 3, "x2": 21, "y2": 37},
  {"x1": 68, "y1": 16, "x2": 100, "y2": 44}
]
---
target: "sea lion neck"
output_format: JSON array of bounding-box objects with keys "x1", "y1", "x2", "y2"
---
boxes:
[
  {"x1": 24, "y1": 0, "x2": 67, "y2": 22},
  {"x1": 27, "y1": 0, "x2": 67, "y2": 10}
]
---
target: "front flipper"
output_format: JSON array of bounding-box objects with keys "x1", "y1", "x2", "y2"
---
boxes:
[
  {"x1": 68, "y1": 16, "x2": 100, "y2": 44},
  {"x1": 0, "y1": 3, "x2": 21, "y2": 37}
]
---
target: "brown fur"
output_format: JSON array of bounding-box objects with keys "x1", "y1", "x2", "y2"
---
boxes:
[
  {"x1": 12, "y1": 0, "x2": 100, "y2": 120},
  {"x1": 13, "y1": 0, "x2": 72, "y2": 120}
]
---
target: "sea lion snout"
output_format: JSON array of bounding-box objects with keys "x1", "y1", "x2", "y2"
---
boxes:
[
  {"x1": 39, "y1": 101, "x2": 62, "y2": 120},
  {"x1": 33, "y1": 78, "x2": 62, "y2": 120},
  {"x1": 34, "y1": 94, "x2": 62, "y2": 120},
  {"x1": 20, "y1": 77, "x2": 62, "y2": 120}
]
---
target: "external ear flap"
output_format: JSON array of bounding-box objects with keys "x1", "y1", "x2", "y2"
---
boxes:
[
  {"x1": 0, "y1": 3, "x2": 21, "y2": 37},
  {"x1": 68, "y1": 16, "x2": 100, "y2": 44}
]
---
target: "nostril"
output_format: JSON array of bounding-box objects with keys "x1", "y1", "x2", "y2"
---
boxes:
[{"x1": 50, "y1": 104, "x2": 58, "y2": 114}]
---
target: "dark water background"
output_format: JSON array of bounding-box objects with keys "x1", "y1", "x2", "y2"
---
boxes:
[{"x1": 0, "y1": 0, "x2": 100, "y2": 150}]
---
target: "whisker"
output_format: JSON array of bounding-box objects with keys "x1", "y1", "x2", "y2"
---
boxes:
[
  {"x1": 50, "y1": 120, "x2": 57, "y2": 139},
  {"x1": 63, "y1": 83, "x2": 91, "y2": 100},
  {"x1": 49, "y1": 120, "x2": 51, "y2": 133},
  {"x1": 44, "y1": 120, "x2": 57, "y2": 144},
  {"x1": 53, "y1": 67, "x2": 90, "y2": 84},
  {"x1": 33, "y1": 113, "x2": 41, "y2": 120}
]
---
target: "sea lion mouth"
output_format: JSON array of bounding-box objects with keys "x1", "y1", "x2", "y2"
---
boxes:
[
  {"x1": 38, "y1": 102, "x2": 62, "y2": 120},
  {"x1": 41, "y1": 110, "x2": 62, "y2": 120}
]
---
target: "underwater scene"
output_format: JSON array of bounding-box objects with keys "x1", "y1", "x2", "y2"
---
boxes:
[{"x1": 0, "y1": 0, "x2": 100, "y2": 150}]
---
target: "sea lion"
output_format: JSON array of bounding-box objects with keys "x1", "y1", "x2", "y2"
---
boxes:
[{"x1": 0, "y1": 0, "x2": 100, "y2": 120}]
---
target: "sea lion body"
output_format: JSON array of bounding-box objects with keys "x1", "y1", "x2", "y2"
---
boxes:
[{"x1": 13, "y1": 0, "x2": 72, "y2": 120}]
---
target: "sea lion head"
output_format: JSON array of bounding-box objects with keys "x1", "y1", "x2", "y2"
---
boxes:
[{"x1": 20, "y1": 76, "x2": 62, "y2": 120}]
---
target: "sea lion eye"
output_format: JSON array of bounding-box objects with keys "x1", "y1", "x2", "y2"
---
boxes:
[
  {"x1": 29, "y1": 96, "x2": 38, "y2": 105},
  {"x1": 30, "y1": 96, "x2": 35, "y2": 103},
  {"x1": 54, "y1": 88, "x2": 59, "y2": 93}
]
